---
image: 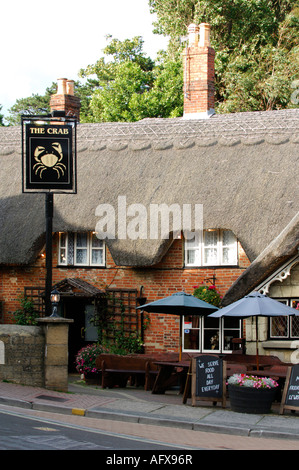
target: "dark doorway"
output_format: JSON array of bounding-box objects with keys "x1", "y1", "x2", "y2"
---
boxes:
[{"x1": 64, "y1": 298, "x2": 99, "y2": 372}]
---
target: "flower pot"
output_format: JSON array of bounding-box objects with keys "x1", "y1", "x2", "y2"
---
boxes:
[{"x1": 228, "y1": 384, "x2": 276, "y2": 414}]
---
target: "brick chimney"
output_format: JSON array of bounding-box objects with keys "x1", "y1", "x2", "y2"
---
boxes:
[
  {"x1": 50, "y1": 78, "x2": 81, "y2": 121},
  {"x1": 183, "y1": 23, "x2": 215, "y2": 119}
]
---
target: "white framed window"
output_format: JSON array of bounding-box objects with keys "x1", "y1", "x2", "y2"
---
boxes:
[
  {"x1": 185, "y1": 229, "x2": 238, "y2": 266},
  {"x1": 270, "y1": 299, "x2": 299, "y2": 339},
  {"x1": 58, "y1": 232, "x2": 105, "y2": 267},
  {"x1": 183, "y1": 316, "x2": 241, "y2": 353}
]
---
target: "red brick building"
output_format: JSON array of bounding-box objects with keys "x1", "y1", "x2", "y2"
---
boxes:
[{"x1": 0, "y1": 24, "x2": 298, "y2": 366}]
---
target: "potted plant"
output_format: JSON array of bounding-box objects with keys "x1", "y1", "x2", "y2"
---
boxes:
[
  {"x1": 227, "y1": 373, "x2": 279, "y2": 414},
  {"x1": 75, "y1": 343, "x2": 108, "y2": 384}
]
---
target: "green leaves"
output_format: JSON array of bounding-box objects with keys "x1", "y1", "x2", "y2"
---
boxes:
[
  {"x1": 151, "y1": 0, "x2": 299, "y2": 112},
  {"x1": 80, "y1": 35, "x2": 183, "y2": 122},
  {"x1": 13, "y1": 295, "x2": 39, "y2": 325}
]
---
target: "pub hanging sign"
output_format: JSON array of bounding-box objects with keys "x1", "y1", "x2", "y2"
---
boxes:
[{"x1": 22, "y1": 116, "x2": 77, "y2": 193}]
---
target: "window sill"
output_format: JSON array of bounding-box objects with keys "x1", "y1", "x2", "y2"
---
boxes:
[
  {"x1": 57, "y1": 265, "x2": 106, "y2": 269},
  {"x1": 262, "y1": 340, "x2": 299, "y2": 349},
  {"x1": 184, "y1": 265, "x2": 240, "y2": 269}
]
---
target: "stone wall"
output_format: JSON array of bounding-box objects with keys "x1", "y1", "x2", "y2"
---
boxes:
[{"x1": 0, "y1": 324, "x2": 44, "y2": 386}]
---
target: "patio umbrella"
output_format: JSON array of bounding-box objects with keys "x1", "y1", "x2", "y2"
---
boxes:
[
  {"x1": 136, "y1": 291, "x2": 218, "y2": 360},
  {"x1": 209, "y1": 291, "x2": 299, "y2": 369}
]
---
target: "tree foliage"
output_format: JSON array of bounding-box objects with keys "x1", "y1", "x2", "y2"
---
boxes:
[
  {"x1": 79, "y1": 35, "x2": 183, "y2": 121},
  {"x1": 0, "y1": 105, "x2": 4, "y2": 126},
  {"x1": 150, "y1": 0, "x2": 299, "y2": 112},
  {"x1": 6, "y1": 83, "x2": 57, "y2": 126}
]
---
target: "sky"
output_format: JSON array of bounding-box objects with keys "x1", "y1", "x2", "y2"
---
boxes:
[{"x1": 1, "y1": 0, "x2": 169, "y2": 119}]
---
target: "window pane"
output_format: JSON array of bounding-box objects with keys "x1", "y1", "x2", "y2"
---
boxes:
[
  {"x1": 183, "y1": 315, "x2": 200, "y2": 350},
  {"x1": 76, "y1": 233, "x2": 88, "y2": 248},
  {"x1": 291, "y1": 317, "x2": 299, "y2": 337},
  {"x1": 222, "y1": 230, "x2": 237, "y2": 264},
  {"x1": 204, "y1": 248, "x2": 217, "y2": 264},
  {"x1": 223, "y1": 330, "x2": 242, "y2": 350},
  {"x1": 187, "y1": 250, "x2": 195, "y2": 264},
  {"x1": 76, "y1": 248, "x2": 87, "y2": 264},
  {"x1": 271, "y1": 316, "x2": 288, "y2": 337},
  {"x1": 91, "y1": 249, "x2": 103, "y2": 265},
  {"x1": 204, "y1": 329, "x2": 219, "y2": 350},
  {"x1": 60, "y1": 233, "x2": 66, "y2": 247},
  {"x1": 59, "y1": 233, "x2": 67, "y2": 265},
  {"x1": 203, "y1": 316, "x2": 220, "y2": 351},
  {"x1": 60, "y1": 248, "x2": 67, "y2": 265},
  {"x1": 184, "y1": 329, "x2": 200, "y2": 350},
  {"x1": 91, "y1": 232, "x2": 103, "y2": 248},
  {"x1": 222, "y1": 230, "x2": 235, "y2": 246},
  {"x1": 204, "y1": 231, "x2": 218, "y2": 264},
  {"x1": 204, "y1": 231, "x2": 217, "y2": 247},
  {"x1": 223, "y1": 317, "x2": 240, "y2": 328}
]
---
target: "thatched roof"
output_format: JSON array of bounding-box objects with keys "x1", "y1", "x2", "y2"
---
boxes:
[
  {"x1": 222, "y1": 210, "x2": 299, "y2": 305},
  {"x1": 0, "y1": 108, "x2": 298, "y2": 266}
]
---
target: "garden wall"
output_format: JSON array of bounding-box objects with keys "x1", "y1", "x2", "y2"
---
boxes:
[{"x1": 0, "y1": 324, "x2": 45, "y2": 386}]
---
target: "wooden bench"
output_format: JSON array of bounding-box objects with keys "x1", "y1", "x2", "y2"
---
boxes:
[
  {"x1": 95, "y1": 352, "x2": 190, "y2": 390},
  {"x1": 95, "y1": 354, "x2": 150, "y2": 389}
]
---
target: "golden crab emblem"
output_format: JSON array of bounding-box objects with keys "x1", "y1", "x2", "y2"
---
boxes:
[{"x1": 33, "y1": 142, "x2": 66, "y2": 178}]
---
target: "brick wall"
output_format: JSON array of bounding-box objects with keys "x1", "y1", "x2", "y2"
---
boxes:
[{"x1": 0, "y1": 234, "x2": 250, "y2": 354}]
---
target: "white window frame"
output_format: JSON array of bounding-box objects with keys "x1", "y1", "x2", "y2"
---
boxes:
[
  {"x1": 184, "y1": 229, "x2": 238, "y2": 267},
  {"x1": 183, "y1": 316, "x2": 241, "y2": 353},
  {"x1": 58, "y1": 232, "x2": 105, "y2": 267},
  {"x1": 269, "y1": 299, "x2": 299, "y2": 339}
]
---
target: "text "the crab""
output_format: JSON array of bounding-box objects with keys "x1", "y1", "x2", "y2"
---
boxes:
[{"x1": 29, "y1": 127, "x2": 70, "y2": 135}]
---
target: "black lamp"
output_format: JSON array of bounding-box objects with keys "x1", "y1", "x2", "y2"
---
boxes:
[{"x1": 50, "y1": 288, "x2": 61, "y2": 317}]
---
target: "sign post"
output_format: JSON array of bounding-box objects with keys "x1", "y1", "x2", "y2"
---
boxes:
[
  {"x1": 191, "y1": 355, "x2": 226, "y2": 407},
  {"x1": 22, "y1": 114, "x2": 77, "y2": 315}
]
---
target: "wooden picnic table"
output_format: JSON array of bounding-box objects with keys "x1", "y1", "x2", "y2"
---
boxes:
[{"x1": 151, "y1": 360, "x2": 191, "y2": 402}]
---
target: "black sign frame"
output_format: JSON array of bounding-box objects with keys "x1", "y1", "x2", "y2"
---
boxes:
[
  {"x1": 280, "y1": 364, "x2": 299, "y2": 415},
  {"x1": 191, "y1": 355, "x2": 227, "y2": 407},
  {"x1": 22, "y1": 115, "x2": 77, "y2": 194}
]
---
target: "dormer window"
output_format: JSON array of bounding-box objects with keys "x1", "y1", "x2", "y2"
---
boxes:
[
  {"x1": 185, "y1": 229, "x2": 238, "y2": 267},
  {"x1": 58, "y1": 232, "x2": 105, "y2": 267}
]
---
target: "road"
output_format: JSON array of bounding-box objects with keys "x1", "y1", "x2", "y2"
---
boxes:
[
  {"x1": 0, "y1": 404, "x2": 298, "y2": 453},
  {"x1": 0, "y1": 407, "x2": 194, "y2": 451}
]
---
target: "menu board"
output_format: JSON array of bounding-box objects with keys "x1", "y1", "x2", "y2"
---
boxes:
[
  {"x1": 285, "y1": 365, "x2": 299, "y2": 406},
  {"x1": 191, "y1": 355, "x2": 226, "y2": 407},
  {"x1": 280, "y1": 364, "x2": 299, "y2": 414}
]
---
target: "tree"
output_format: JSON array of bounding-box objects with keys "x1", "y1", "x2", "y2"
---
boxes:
[
  {"x1": 0, "y1": 105, "x2": 4, "y2": 126},
  {"x1": 79, "y1": 36, "x2": 155, "y2": 122},
  {"x1": 6, "y1": 83, "x2": 57, "y2": 125},
  {"x1": 79, "y1": 35, "x2": 185, "y2": 122},
  {"x1": 149, "y1": 0, "x2": 299, "y2": 112}
]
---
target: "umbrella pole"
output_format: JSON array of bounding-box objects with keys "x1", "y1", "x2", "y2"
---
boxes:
[
  {"x1": 256, "y1": 317, "x2": 259, "y2": 371},
  {"x1": 179, "y1": 317, "x2": 182, "y2": 361}
]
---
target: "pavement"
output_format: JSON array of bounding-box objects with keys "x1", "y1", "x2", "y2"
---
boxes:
[{"x1": 0, "y1": 374, "x2": 299, "y2": 442}]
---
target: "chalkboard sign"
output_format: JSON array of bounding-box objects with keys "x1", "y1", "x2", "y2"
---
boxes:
[
  {"x1": 280, "y1": 364, "x2": 299, "y2": 415},
  {"x1": 191, "y1": 355, "x2": 226, "y2": 407}
]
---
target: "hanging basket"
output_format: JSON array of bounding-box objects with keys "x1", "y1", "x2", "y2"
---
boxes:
[{"x1": 228, "y1": 384, "x2": 276, "y2": 414}]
